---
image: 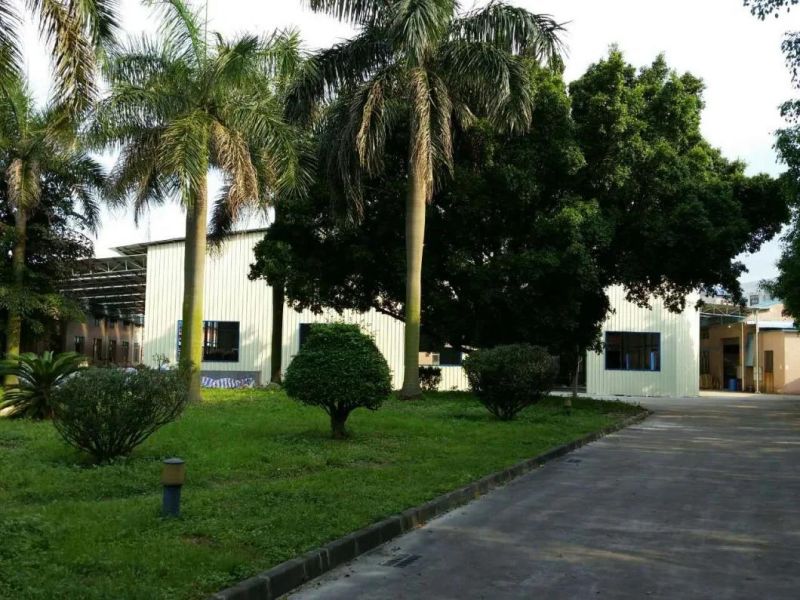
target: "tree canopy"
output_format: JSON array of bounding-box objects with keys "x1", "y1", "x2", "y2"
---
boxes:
[
  {"x1": 744, "y1": 0, "x2": 800, "y2": 318},
  {"x1": 252, "y1": 51, "x2": 788, "y2": 355}
]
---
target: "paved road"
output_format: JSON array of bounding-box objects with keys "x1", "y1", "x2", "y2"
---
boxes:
[{"x1": 290, "y1": 394, "x2": 800, "y2": 599}]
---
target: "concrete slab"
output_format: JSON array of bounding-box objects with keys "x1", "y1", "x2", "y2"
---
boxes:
[{"x1": 289, "y1": 394, "x2": 800, "y2": 599}]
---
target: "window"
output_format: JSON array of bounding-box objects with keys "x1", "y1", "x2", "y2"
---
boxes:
[
  {"x1": 108, "y1": 340, "x2": 117, "y2": 363},
  {"x1": 605, "y1": 332, "x2": 660, "y2": 372},
  {"x1": 177, "y1": 320, "x2": 240, "y2": 362},
  {"x1": 74, "y1": 336, "x2": 85, "y2": 354},
  {"x1": 700, "y1": 328, "x2": 709, "y2": 340},
  {"x1": 133, "y1": 342, "x2": 141, "y2": 364},
  {"x1": 765, "y1": 350, "x2": 774, "y2": 374},
  {"x1": 92, "y1": 338, "x2": 103, "y2": 361},
  {"x1": 750, "y1": 294, "x2": 760, "y2": 306},
  {"x1": 121, "y1": 341, "x2": 130, "y2": 363},
  {"x1": 299, "y1": 323, "x2": 314, "y2": 348}
]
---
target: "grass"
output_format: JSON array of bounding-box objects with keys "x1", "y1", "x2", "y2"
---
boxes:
[{"x1": 0, "y1": 390, "x2": 643, "y2": 599}]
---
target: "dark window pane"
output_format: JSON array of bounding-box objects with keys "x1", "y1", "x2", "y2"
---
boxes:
[
  {"x1": 299, "y1": 323, "x2": 314, "y2": 348},
  {"x1": 765, "y1": 350, "x2": 774, "y2": 374},
  {"x1": 605, "y1": 332, "x2": 660, "y2": 372},
  {"x1": 177, "y1": 320, "x2": 240, "y2": 363}
]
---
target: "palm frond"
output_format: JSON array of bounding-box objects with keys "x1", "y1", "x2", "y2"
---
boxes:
[
  {"x1": 305, "y1": 0, "x2": 390, "y2": 26},
  {"x1": 285, "y1": 27, "x2": 393, "y2": 123},
  {"x1": 449, "y1": 2, "x2": 565, "y2": 65},
  {"x1": 209, "y1": 119, "x2": 258, "y2": 223},
  {"x1": 352, "y1": 66, "x2": 403, "y2": 176},
  {"x1": 389, "y1": 0, "x2": 453, "y2": 67},
  {"x1": 33, "y1": 0, "x2": 97, "y2": 110},
  {"x1": 145, "y1": 0, "x2": 206, "y2": 67},
  {"x1": 0, "y1": 3, "x2": 21, "y2": 90},
  {"x1": 409, "y1": 67, "x2": 434, "y2": 198},
  {"x1": 158, "y1": 109, "x2": 210, "y2": 208},
  {"x1": 6, "y1": 157, "x2": 41, "y2": 213}
]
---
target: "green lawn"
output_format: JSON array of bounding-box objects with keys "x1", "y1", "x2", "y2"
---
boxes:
[{"x1": 0, "y1": 390, "x2": 643, "y2": 599}]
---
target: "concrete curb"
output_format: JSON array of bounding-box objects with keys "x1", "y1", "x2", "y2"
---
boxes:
[{"x1": 210, "y1": 409, "x2": 651, "y2": 600}]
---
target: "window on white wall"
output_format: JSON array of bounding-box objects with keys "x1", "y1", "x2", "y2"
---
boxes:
[
  {"x1": 605, "y1": 332, "x2": 660, "y2": 372},
  {"x1": 177, "y1": 320, "x2": 240, "y2": 362}
]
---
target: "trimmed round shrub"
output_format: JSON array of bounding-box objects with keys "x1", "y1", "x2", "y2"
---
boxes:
[
  {"x1": 284, "y1": 323, "x2": 391, "y2": 438},
  {"x1": 418, "y1": 365, "x2": 442, "y2": 392},
  {"x1": 463, "y1": 344, "x2": 557, "y2": 420},
  {"x1": 52, "y1": 367, "x2": 190, "y2": 462}
]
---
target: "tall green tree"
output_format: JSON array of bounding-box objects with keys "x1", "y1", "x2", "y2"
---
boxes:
[
  {"x1": 288, "y1": 0, "x2": 564, "y2": 397},
  {"x1": 746, "y1": 0, "x2": 800, "y2": 316},
  {"x1": 0, "y1": 0, "x2": 116, "y2": 110},
  {"x1": 0, "y1": 78, "x2": 103, "y2": 368},
  {"x1": 93, "y1": 0, "x2": 308, "y2": 401},
  {"x1": 570, "y1": 50, "x2": 788, "y2": 310},
  {"x1": 254, "y1": 51, "x2": 787, "y2": 374}
]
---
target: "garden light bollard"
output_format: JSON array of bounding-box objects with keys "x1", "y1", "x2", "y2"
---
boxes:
[{"x1": 161, "y1": 458, "x2": 186, "y2": 517}]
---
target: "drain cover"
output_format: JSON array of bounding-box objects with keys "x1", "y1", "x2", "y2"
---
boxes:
[{"x1": 382, "y1": 553, "x2": 421, "y2": 568}]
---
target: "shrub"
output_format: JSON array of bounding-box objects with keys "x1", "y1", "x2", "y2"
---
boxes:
[
  {"x1": 418, "y1": 365, "x2": 442, "y2": 392},
  {"x1": 52, "y1": 367, "x2": 189, "y2": 462},
  {"x1": 463, "y1": 344, "x2": 557, "y2": 420},
  {"x1": 0, "y1": 352, "x2": 85, "y2": 419},
  {"x1": 284, "y1": 323, "x2": 391, "y2": 438}
]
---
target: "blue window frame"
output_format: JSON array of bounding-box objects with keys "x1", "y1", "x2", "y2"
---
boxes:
[{"x1": 605, "y1": 332, "x2": 660, "y2": 372}]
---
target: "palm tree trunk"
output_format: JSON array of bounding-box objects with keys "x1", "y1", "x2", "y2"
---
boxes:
[
  {"x1": 5, "y1": 210, "x2": 26, "y2": 385},
  {"x1": 400, "y1": 153, "x2": 427, "y2": 399},
  {"x1": 270, "y1": 283, "x2": 284, "y2": 384},
  {"x1": 180, "y1": 176, "x2": 208, "y2": 403}
]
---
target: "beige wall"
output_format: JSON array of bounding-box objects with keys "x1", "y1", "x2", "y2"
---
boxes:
[
  {"x1": 781, "y1": 332, "x2": 800, "y2": 394},
  {"x1": 63, "y1": 315, "x2": 144, "y2": 365},
  {"x1": 701, "y1": 322, "x2": 800, "y2": 393}
]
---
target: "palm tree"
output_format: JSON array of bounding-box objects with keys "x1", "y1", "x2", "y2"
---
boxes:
[
  {"x1": 0, "y1": 0, "x2": 117, "y2": 110},
  {"x1": 288, "y1": 0, "x2": 564, "y2": 397},
  {"x1": 93, "y1": 0, "x2": 309, "y2": 401},
  {"x1": 0, "y1": 77, "x2": 104, "y2": 370}
]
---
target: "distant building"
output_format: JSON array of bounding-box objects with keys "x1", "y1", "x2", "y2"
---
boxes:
[{"x1": 60, "y1": 231, "x2": 800, "y2": 397}]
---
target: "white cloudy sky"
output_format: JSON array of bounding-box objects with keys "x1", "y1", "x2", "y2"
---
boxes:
[{"x1": 21, "y1": 0, "x2": 800, "y2": 280}]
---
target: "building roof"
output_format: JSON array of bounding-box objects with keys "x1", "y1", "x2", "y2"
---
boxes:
[
  {"x1": 112, "y1": 228, "x2": 269, "y2": 256},
  {"x1": 60, "y1": 254, "x2": 147, "y2": 321}
]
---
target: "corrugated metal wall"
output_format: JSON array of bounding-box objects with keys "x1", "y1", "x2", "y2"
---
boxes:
[
  {"x1": 142, "y1": 231, "x2": 469, "y2": 390},
  {"x1": 586, "y1": 286, "x2": 700, "y2": 397}
]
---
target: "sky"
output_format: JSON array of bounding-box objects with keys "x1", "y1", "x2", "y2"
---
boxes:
[{"x1": 20, "y1": 0, "x2": 800, "y2": 281}]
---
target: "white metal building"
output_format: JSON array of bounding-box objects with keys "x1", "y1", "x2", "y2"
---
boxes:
[
  {"x1": 113, "y1": 230, "x2": 468, "y2": 389},
  {"x1": 586, "y1": 286, "x2": 700, "y2": 398},
  {"x1": 77, "y1": 231, "x2": 699, "y2": 397}
]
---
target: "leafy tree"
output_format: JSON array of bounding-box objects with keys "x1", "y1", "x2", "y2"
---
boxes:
[
  {"x1": 746, "y1": 0, "x2": 800, "y2": 317},
  {"x1": 0, "y1": 0, "x2": 116, "y2": 110},
  {"x1": 0, "y1": 78, "x2": 103, "y2": 365},
  {"x1": 287, "y1": 0, "x2": 564, "y2": 398},
  {"x1": 570, "y1": 50, "x2": 788, "y2": 309},
  {"x1": 253, "y1": 52, "x2": 787, "y2": 371},
  {"x1": 93, "y1": 0, "x2": 309, "y2": 401}
]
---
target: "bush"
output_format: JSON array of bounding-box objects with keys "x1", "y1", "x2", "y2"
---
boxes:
[
  {"x1": 284, "y1": 323, "x2": 391, "y2": 438},
  {"x1": 418, "y1": 365, "x2": 442, "y2": 392},
  {"x1": 463, "y1": 344, "x2": 557, "y2": 420},
  {"x1": 0, "y1": 352, "x2": 85, "y2": 419},
  {"x1": 52, "y1": 367, "x2": 190, "y2": 462}
]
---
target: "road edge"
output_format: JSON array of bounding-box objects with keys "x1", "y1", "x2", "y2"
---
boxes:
[{"x1": 210, "y1": 408, "x2": 651, "y2": 600}]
